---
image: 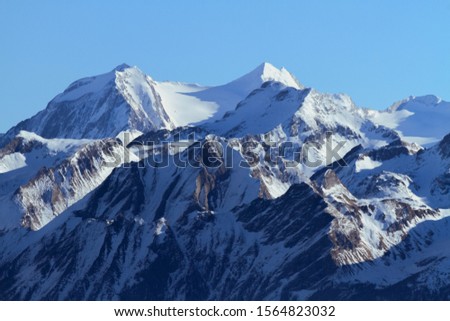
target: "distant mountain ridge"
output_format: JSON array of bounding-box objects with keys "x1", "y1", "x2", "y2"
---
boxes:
[{"x1": 1, "y1": 63, "x2": 450, "y2": 300}]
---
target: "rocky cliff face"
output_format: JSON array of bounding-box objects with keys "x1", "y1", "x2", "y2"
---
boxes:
[{"x1": 15, "y1": 139, "x2": 134, "y2": 231}]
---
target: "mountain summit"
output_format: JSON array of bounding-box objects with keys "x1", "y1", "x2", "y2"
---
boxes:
[
  {"x1": 0, "y1": 64, "x2": 174, "y2": 144},
  {"x1": 225, "y1": 62, "x2": 303, "y2": 96},
  {"x1": 0, "y1": 63, "x2": 304, "y2": 146}
]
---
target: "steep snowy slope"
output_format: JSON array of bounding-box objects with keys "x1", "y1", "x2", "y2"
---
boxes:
[
  {"x1": 211, "y1": 84, "x2": 366, "y2": 136},
  {"x1": 3, "y1": 133, "x2": 450, "y2": 300},
  {"x1": 307, "y1": 134, "x2": 450, "y2": 266},
  {"x1": 0, "y1": 134, "x2": 334, "y2": 300},
  {"x1": 0, "y1": 131, "x2": 138, "y2": 231},
  {"x1": 0, "y1": 65, "x2": 175, "y2": 146},
  {"x1": 0, "y1": 132, "x2": 90, "y2": 229},
  {"x1": 15, "y1": 138, "x2": 138, "y2": 231},
  {"x1": 0, "y1": 131, "x2": 92, "y2": 193},
  {"x1": 186, "y1": 62, "x2": 303, "y2": 123},
  {"x1": 330, "y1": 213, "x2": 450, "y2": 300},
  {"x1": 156, "y1": 62, "x2": 303, "y2": 126}
]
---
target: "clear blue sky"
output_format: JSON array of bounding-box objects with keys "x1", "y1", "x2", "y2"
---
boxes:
[{"x1": 1, "y1": 0, "x2": 449, "y2": 132}]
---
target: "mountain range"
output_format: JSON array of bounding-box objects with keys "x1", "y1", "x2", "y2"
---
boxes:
[{"x1": 1, "y1": 63, "x2": 450, "y2": 300}]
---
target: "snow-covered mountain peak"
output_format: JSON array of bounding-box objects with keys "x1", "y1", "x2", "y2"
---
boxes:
[
  {"x1": 0, "y1": 65, "x2": 175, "y2": 144},
  {"x1": 155, "y1": 63, "x2": 304, "y2": 127},
  {"x1": 220, "y1": 62, "x2": 303, "y2": 98},
  {"x1": 388, "y1": 95, "x2": 444, "y2": 112},
  {"x1": 256, "y1": 62, "x2": 299, "y2": 84},
  {"x1": 54, "y1": 69, "x2": 116, "y2": 103},
  {"x1": 114, "y1": 64, "x2": 152, "y2": 82},
  {"x1": 368, "y1": 95, "x2": 450, "y2": 146},
  {"x1": 53, "y1": 64, "x2": 148, "y2": 104},
  {"x1": 257, "y1": 62, "x2": 300, "y2": 84},
  {"x1": 113, "y1": 63, "x2": 132, "y2": 72}
]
